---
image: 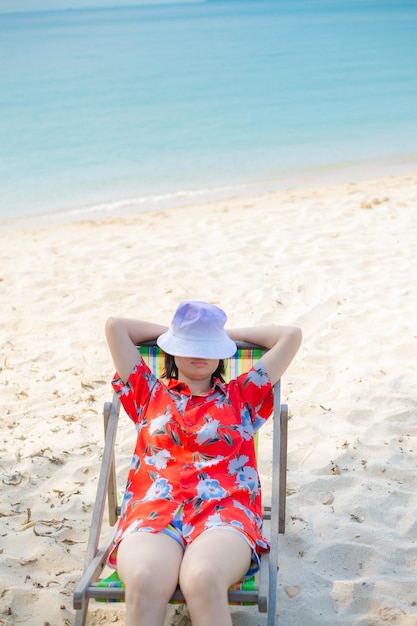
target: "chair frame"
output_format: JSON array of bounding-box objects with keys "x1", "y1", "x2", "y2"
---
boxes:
[{"x1": 73, "y1": 341, "x2": 288, "y2": 626}]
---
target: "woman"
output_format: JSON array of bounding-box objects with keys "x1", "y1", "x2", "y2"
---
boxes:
[{"x1": 105, "y1": 300, "x2": 301, "y2": 626}]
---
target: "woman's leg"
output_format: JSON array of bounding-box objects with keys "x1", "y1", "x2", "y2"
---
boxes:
[
  {"x1": 179, "y1": 529, "x2": 252, "y2": 626},
  {"x1": 117, "y1": 531, "x2": 184, "y2": 626}
]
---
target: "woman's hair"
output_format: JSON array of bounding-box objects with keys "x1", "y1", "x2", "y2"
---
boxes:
[{"x1": 162, "y1": 353, "x2": 226, "y2": 383}]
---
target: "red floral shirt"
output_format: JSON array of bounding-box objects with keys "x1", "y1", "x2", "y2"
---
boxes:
[{"x1": 108, "y1": 357, "x2": 273, "y2": 567}]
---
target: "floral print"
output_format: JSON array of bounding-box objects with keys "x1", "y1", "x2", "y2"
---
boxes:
[{"x1": 108, "y1": 358, "x2": 273, "y2": 568}]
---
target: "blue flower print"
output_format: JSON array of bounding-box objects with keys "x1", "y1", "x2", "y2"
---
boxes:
[
  {"x1": 229, "y1": 519, "x2": 245, "y2": 531},
  {"x1": 244, "y1": 365, "x2": 270, "y2": 389},
  {"x1": 182, "y1": 522, "x2": 195, "y2": 542},
  {"x1": 130, "y1": 454, "x2": 140, "y2": 473},
  {"x1": 252, "y1": 410, "x2": 267, "y2": 433},
  {"x1": 194, "y1": 455, "x2": 223, "y2": 470},
  {"x1": 235, "y1": 466, "x2": 258, "y2": 494},
  {"x1": 118, "y1": 379, "x2": 133, "y2": 398},
  {"x1": 197, "y1": 478, "x2": 227, "y2": 501},
  {"x1": 135, "y1": 417, "x2": 147, "y2": 434},
  {"x1": 195, "y1": 417, "x2": 220, "y2": 445},
  {"x1": 205, "y1": 511, "x2": 224, "y2": 527},
  {"x1": 236, "y1": 408, "x2": 254, "y2": 440},
  {"x1": 143, "y1": 368, "x2": 157, "y2": 393},
  {"x1": 120, "y1": 487, "x2": 134, "y2": 518},
  {"x1": 148, "y1": 409, "x2": 173, "y2": 436},
  {"x1": 172, "y1": 393, "x2": 188, "y2": 414},
  {"x1": 214, "y1": 394, "x2": 227, "y2": 410},
  {"x1": 142, "y1": 478, "x2": 173, "y2": 501},
  {"x1": 229, "y1": 457, "x2": 258, "y2": 499},
  {"x1": 228, "y1": 455, "x2": 250, "y2": 475},
  {"x1": 145, "y1": 448, "x2": 172, "y2": 470}
]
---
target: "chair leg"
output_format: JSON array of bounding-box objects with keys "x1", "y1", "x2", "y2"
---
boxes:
[
  {"x1": 257, "y1": 551, "x2": 269, "y2": 613},
  {"x1": 267, "y1": 551, "x2": 278, "y2": 626},
  {"x1": 279, "y1": 404, "x2": 288, "y2": 534},
  {"x1": 74, "y1": 600, "x2": 88, "y2": 626}
]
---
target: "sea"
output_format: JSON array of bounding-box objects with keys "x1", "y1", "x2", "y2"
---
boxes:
[{"x1": 1, "y1": 0, "x2": 417, "y2": 223}]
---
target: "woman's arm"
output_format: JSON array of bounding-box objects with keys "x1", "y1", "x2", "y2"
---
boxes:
[
  {"x1": 228, "y1": 325, "x2": 302, "y2": 386},
  {"x1": 105, "y1": 317, "x2": 169, "y2": 383}
]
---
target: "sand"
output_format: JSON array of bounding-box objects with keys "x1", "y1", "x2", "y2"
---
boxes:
[{"x1": 1, "y1": 171, "x2": 417, "y2": 626}]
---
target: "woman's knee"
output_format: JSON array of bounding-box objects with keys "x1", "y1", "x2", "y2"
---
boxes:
[
  {"x1": 117, "y1": 532, "x2": 183, "y2": 602},
  {"x1": 122, "y1": 562, "x2": 157, "y2": 596},
  {"x1": 179, "y1": 529, "x2": 252, "y2": 604},
  {"x1": 179, "y1": 560, "x2": 224, "y2": 601}
]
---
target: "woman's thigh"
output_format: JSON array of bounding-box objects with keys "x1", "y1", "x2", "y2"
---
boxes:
[
  {"x1": 179, "y1": 529, "x2": 252, "y2": 590},
  {"x1": 117, "y1": 531, "x2": 184, "y2": 597}
]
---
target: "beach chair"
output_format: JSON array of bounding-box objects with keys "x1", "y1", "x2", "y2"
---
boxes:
[{"x1": 73, "y1": 341, "x2": 289, "y2": 626}]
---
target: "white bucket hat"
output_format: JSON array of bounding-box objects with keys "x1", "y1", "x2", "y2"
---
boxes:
[{"x1": 157, "y1": 301, "x2": 237, "y2": 359}]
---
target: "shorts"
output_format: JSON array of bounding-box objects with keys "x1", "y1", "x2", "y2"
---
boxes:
[{"x1": 161, "y1": 504, "x2": 187, "y2": 549}]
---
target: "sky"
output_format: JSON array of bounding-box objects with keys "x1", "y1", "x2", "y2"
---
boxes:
[{"x1": 0, "y1": 0, "x2": 202, "y2": 13}]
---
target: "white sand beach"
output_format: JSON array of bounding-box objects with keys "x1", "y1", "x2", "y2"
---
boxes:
[{"x1": 1, "y1": 171, "x2": 417, "y2": 625}]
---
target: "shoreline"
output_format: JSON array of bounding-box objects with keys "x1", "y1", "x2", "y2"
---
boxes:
[
  {"x1": 1, "y1": 169, "x2": 417, "y2": 625},
  {"x1": 2, "y1": 157, "x2": 417, "y2": 231}
]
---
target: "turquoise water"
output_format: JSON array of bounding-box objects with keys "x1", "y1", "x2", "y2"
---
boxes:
[{"x1": 1, "y1": 0, "x2": 417, "y2": 221}]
